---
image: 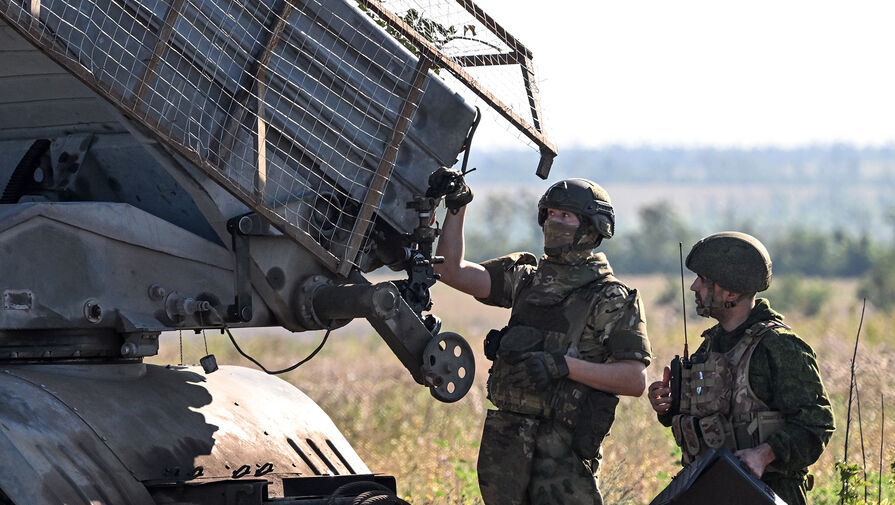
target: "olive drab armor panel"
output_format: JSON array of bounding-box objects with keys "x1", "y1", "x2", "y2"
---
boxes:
[{"x1": 672, "y1": 320, "x2": 788, "y2": 463}]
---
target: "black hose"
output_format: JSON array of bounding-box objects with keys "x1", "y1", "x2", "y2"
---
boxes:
[{"x1": 225, "y1": 326, "x2": 331, "y2": 375}]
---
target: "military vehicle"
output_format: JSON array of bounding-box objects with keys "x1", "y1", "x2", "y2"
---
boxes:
[{"x1": 0, "y1": 0, "x2": 555, "y2": 503}]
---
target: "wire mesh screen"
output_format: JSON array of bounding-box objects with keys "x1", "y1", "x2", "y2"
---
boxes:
[
  {"x1": 366, "y1": 0, "x2": 544, "y2": 137},
  {"x1": 356, "y1": 0, "x2": 555, "y2": 177},
  {"x1": 1, "y1": 0, "x2": 450, "y2": 272},
  {"x1": 1, "y1": 0, "x2": 552, "y2": 273}
]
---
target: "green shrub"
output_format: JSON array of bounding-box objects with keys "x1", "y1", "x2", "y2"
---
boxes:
[{"x1": 764, "y1": 276, "x2": 831, "y2": 316}]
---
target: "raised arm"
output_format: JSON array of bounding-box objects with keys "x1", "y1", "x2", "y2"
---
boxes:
[{"x1": 434, "y1": 206, "x2": 491, "y2": 299}]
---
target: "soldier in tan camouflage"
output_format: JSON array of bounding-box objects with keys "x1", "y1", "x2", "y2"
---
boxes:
[
  {"x1": 648, "y1": 232, "x2": 835, "y2": 505},
  {"x1": 431, "y1": 171, "x2": 652, "y2": 505}
]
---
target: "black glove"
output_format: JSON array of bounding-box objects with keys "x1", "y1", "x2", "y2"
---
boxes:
[
  {"x1": 427, "y1": 166, "x2": 473, "y2": 213},
  {"x1": 505, "y1": 351, "x2": 569, "y2": 390}
]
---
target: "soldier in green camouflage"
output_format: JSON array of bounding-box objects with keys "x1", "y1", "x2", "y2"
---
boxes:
[
  {"x1": 432, "y1": 171, "x2": 652, "y2": 505},
  {"x1": 648, "y1": 232, "x2": 835, "y2": 505}
]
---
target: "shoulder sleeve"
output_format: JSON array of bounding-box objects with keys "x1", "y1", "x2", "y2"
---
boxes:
[
  {"x1": 758, "y1": 330, "x2": 835, "y2": 471},
  {"x1": 474, "y1": 252, "x2": 538, "y2": 308},
  {"x1": 592, "y1": 283, "x2": 652, "y2": 366}
]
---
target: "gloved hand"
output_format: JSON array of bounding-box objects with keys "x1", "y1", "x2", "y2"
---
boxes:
[
  {"x1": 504, "y1": 351, "x2": 569, "y2": 390},
  {"x1": 427, "y1": 166, "x2": 473, "y2": 213}
]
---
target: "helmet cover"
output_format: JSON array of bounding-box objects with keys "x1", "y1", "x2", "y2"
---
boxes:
[{"x1": 686, "y1": 232, "x2": 773, "y2": 293}]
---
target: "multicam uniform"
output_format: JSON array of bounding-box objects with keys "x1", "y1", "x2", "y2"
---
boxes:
[
  {"x1": 658, "y1": 299, "x2": 834, "y2": 505},
  {"x1": 476, "y1": 251, "x2": 651, "y2": 505}
]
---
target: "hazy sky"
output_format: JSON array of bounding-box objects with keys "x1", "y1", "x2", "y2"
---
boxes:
[{"x1": 468, "y1": 0, "x2": 895, "y2": 149}]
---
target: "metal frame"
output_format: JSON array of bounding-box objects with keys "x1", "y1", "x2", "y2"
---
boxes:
[
  {"x1": 338, "y1": 56, "x2": 432, "y2": 275},
  {"x1": 357, "y1": 0, "x2": 556, "y2": 178}
]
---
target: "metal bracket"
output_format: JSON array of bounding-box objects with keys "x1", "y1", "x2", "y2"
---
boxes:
[{"x1": 225, "y1": 213, "x2": 272, "y2": 322}]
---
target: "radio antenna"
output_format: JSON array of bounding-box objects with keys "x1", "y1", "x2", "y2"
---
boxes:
[{"x1": 679, "y1": 242, "x2": 689, "y2": 360}]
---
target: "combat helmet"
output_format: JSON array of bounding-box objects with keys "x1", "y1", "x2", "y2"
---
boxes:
[
  {"x1": 686, "y1": 232, "x2": 773, "y2": 294},
  {"x1": 537, "y1": 178, "x2": 615, "y2": 239}
]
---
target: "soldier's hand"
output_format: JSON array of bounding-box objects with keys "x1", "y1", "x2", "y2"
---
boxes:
[
  {"x1": 506, "y1": 351, "x2": 569, "y2": 390},
  {"x1": 427, "y1": 166, "x2": 473, "y2": 213},
  {"x1": 735, "y1": 444, "x2": 776, "y2": 478},
  {"x1": 648, "y1": 366, "x2": 672, "y2": 414}
]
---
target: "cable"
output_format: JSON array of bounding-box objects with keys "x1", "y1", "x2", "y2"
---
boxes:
[{"x1": 225, "y1": 326, "x2": 331, "y2": 375}]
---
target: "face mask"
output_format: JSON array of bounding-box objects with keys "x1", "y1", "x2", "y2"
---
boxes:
[
  {"x1": 543, "y1": 220, "x2": 578, "y2": 252},
  {"x1": 543, "y1": 220, "x2": 595, "y2": 265}
]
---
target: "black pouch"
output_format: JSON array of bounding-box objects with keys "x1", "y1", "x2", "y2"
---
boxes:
[
  {"x1": 484, "y1": 327, "x2": 506, "y2": 361},
  {"x1": 478, "y1": 410, "x2": 539, "y2": 505},
  {"x1": 571, "y1": 389, "x2": 619, "y2": 460}
]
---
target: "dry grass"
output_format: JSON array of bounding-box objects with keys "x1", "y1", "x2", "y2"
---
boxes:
[{"x1": 149, "y1": 275, "x2": 895, "y2": 504}]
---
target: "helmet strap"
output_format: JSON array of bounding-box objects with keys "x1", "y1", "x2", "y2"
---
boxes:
[
  {"x1": 696, "y1": 286, "x2": 714, "y2": 318},
  {"x1": 697, "y1": 280, "x2": 734, "y2": 318}
]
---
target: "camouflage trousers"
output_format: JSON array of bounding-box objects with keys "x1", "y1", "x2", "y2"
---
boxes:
[
  {"x1": 528, "y1": 420, "x2": 603, "y2": 505},
  {"x1": 478, "y1": 411, "x2": 602, "y2": 505},
  {"x1": 763, "y1": 473, "x2": 808, "y2": 505}
]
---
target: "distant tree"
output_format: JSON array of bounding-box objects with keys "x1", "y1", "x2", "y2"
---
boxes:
[
  {"x1": 463, "y1": 190, "x2": 541, "y2": 262},
  {"x1": 857, "y1": 251, "x2": 895, "y2": 312},
  {"x1": 764, "y1": 276, "x2": 830, "y2": 316},
  {"x1": 603, "y1": 200, "x2": 695, "y2": 275}
]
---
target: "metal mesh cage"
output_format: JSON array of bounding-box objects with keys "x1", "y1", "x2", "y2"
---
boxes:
[{"x1": 1, "y1": 0, "x2": 553, "y2": 274}]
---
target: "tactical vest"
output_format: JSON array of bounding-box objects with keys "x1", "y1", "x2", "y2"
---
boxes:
[
  {"x1": 486, "y1": 271, "x2": 620, "y2": 439},
  {"x1": 672, "y1": 320, "x2": 788, "y2": 465}
]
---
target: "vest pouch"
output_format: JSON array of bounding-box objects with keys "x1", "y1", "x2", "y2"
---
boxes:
[
  {"x1": 570, "y1": 389, "x2": 619, "y2": 460},
  {"x1": 478, "y1": 409, "x2": 539, "y2": 505},
  {"x1": 698, "y1": 413, "x2": 733, "y2": 449},
  {"x1": 756, "y1": 411, "x2": 785, "y2": 444},
  {"x1": 731, "y1": 410, "x2": 786, "y2": 450},
  {"x1": 688, "y1": 357, "x2": 733, "y2": 418},
  {"x1": 672, "y1": 414, "x2": 702, "y2": 457},
  {"x1": 487, "y1": 325, "x2": 551, "y2": 416},
  {"x1": 496, "y1": 325, "x2": 545, "y2": 355}
]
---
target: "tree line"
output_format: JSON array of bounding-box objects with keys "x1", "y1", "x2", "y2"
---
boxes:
[{"x1": 458, "y1": 192, "x2": 895, "y2": 311}]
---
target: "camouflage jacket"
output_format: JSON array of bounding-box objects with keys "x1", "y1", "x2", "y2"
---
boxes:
[
  {"x1": 660, "y1": 299, "x2": 835, "y2": 474},
  {"x1": 477, "y1": 252, "x2": 652, "y2": 367}
]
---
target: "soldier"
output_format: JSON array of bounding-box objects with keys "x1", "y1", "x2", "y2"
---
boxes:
[
  {"x1": 432, "y1": 171, "x2": 652, "y2": 505},
  {"x1": 648, "y1": 232, "x2": 835, "y2": 505}
]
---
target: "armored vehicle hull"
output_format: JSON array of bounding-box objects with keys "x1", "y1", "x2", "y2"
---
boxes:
[{"x1": 0, "y1": 362, "x2": 395, "y2": 504}]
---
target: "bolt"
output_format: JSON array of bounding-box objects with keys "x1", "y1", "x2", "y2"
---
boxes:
[
  {"x1": 120, "y1": 342, "x2": 138, "y2": 357},
  {"x1": 238, "y1": 215, "x2": 254, "y2": 234},
  {"x1": 84, "y1": 299, "x2": 102, "y2": 323},
  {"x1": 148, "y1": 284, "x2": 166, "y2": 300}
]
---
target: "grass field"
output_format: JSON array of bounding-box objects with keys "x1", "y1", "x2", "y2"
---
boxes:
[{"x1": 149, "y1": 275, "x2": 895, "y2": 504}]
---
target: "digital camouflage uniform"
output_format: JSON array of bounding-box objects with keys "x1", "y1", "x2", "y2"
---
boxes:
[
  {"x1": 658, "y1": 299, "x2": 834, "y2": 505},
  {"x1": 476, "y1": 251, "x2": 651, "y2": 505}
]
